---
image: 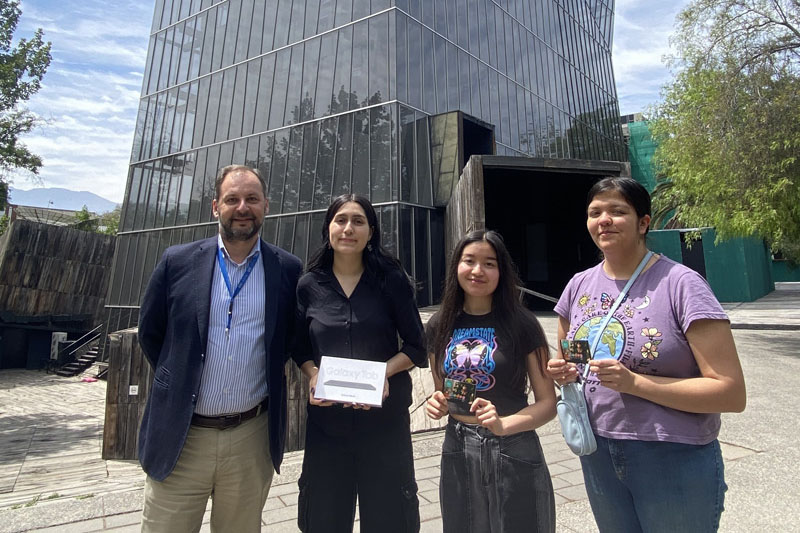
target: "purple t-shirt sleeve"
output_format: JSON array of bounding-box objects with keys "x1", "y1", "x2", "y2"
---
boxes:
[
  {"x1": 554, "y1": 274, "x2": 577, "y2": 320},
  {"x1": 671, "y1": 270, "x2": 729, "y2": 333}
]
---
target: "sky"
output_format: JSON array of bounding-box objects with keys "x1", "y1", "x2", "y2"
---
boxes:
[{"x1": 11, "y1": 0, "x2": 691, "y2": 205}]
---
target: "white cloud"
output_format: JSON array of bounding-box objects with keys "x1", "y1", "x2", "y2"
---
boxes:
[{"x1": 611, "y1": 0, "x2": 691, "y2": 114}]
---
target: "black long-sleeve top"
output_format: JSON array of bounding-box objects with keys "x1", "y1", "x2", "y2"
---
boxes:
[{"x1": 293, "y1": 266, "x2": 427, "y2": 432}]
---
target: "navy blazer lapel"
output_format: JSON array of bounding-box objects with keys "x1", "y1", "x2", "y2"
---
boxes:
[
  {"x1": 194, "y1": 237, "x2": 217, "y2": 348},
  {"x1": 260, "y1": 240, "x2": 279, "y2": 354}
]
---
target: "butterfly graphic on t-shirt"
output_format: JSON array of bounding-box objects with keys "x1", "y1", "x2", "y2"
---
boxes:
[
  {"x1": 600, "y1": 292, "x2": 627, "y2": 310},
  {"x1": 453, "y1": 340, "x2": 486, "y2": 368}
]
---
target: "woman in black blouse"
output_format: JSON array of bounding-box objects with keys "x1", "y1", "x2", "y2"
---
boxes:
[{"x1": 293, "y1": 194, "x2": 427, "y2": 533}]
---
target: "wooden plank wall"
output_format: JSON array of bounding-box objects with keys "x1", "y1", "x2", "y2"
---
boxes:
[
  {"x1": 0, "y1": 220, "x2": 115, "y2": 324},
  {"x1": 102, "y1": 328, "x2": 152, "y2": 460},
  {"x1": 445, "y1": 155, "x2": 486, "y2": 255}
]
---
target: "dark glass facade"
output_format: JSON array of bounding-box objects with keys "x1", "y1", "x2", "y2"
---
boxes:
[{"x1": 105, "y1": 0, "x2": 624, "y2": 334}]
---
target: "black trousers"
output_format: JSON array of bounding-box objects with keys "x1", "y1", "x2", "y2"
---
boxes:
[
  {"x1": 440, "y1": 418, "x2": 555, "y2": 533},
  {"x1": 297, "y1": 409, "x2": 420, "y2": 533}
]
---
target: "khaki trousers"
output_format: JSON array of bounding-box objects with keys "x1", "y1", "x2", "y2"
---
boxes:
[{"x1": 141, "y1": 410, "x2": 273, "y2": 533}]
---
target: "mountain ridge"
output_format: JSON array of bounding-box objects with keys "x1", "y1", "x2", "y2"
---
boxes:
[{"x1": 8, "y1": 187, "x2": 119, "y2": 214}]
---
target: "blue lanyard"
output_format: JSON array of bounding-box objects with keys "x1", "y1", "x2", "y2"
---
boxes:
[{"x1": 217, "y1": 247, "x2": 260, "y2": 334}]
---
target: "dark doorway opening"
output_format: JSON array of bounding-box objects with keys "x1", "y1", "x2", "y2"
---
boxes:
[
  {"x1": 681, "y1": 233, "x2": 706, "y2": 278},
  {"x1": 462, "y1": 116, "x2": 494, "y2": 167},
  {"x1": 483, "y1": 168, "x2": 603, "y2": 310}
]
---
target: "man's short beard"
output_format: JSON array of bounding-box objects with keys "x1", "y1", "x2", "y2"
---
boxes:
[{"x1": 219, "y1": 220, "x2": 261, "y2": 241}]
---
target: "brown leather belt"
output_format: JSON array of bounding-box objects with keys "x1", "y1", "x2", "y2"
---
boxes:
[{"x1": 191, "y1": 398, "x2": 268, "y2": 430}]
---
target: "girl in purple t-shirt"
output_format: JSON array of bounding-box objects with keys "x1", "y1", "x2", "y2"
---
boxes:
[{"x1": 548, "y1": 177, "x2": 746, "y2": 532}]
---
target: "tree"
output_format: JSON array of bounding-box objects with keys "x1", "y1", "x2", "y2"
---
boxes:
[
  {"x1": 73, "y1": 205, "x2": 98, "y2": 232},
  {"x1": 650, "y1": 0, "x2": 800, "y2": 262},
  {"x1": 99, "y1": 205, "x2": 120, "y2": 235},
  {"x1": 0, "y1": 0, "x2": 52, "y2": 182}
]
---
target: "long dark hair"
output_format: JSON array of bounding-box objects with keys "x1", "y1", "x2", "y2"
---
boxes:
[
  {"x1": 430, "y1": 230, "x2": 548, "y2": 390},
  {"x1": 306, "y1": 194, "x2": 407, "y2": 285}
]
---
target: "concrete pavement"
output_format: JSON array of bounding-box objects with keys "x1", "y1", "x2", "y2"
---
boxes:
[{"x1": 0, "y1": 282, "x2": 798, "y2": 532}]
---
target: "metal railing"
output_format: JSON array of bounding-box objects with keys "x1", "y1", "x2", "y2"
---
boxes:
[
  {"x1": 517, "y1": 286, "x2": 559, "y2": 304},
  {"x1": 57, "y1": 323, "x2": 104, "y2": 363}
]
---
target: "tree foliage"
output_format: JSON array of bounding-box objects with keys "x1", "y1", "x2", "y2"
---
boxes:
[
  {"x1": 651, "y1": 0, "x2": 800, "y2": 261},
  {"x1": 0, "y1": 0, "x2": 52, "y2": 178}
]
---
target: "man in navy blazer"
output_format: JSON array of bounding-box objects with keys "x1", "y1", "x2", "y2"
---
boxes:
[{"x1": 137, "y1": 164, "x2": 302, "y2": 532}]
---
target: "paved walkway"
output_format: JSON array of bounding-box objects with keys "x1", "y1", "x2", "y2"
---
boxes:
[{"x1": 0, "y1": 283, "x2": 798, "y2": 532}]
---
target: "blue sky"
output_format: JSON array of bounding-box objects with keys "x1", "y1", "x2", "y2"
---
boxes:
[{"x1": 11, "y1": 0, "x2": 690, "y2": 204}]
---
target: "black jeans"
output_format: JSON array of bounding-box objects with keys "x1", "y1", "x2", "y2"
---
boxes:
[
  {"x1": 440, "y1": 418, "x2": 555, "y2": 533},
  {"x1": 297, "y1": 410, "x2": 420, "y2": 533}
]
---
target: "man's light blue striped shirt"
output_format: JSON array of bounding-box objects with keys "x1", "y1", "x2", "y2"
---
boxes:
[{"x1": 195, "y1": 236, "x2": 267, "y2": 416}]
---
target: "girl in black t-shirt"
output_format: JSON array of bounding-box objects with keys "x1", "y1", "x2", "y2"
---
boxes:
[{"x1": 426, "y1": 229, "x2": 556, "y2": 533}]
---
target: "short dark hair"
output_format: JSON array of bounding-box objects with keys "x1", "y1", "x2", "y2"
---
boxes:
[
  {"x1": 587, "y1": 176, "x2": 651, "y2": 219},
  {"x1": 215, "y1": 165, "x2": 267, "y2": 200}
]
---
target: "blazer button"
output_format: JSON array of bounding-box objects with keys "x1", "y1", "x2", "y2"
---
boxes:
[
  {"x1": 200, "y1": 353, "x2": 205, "y2": 360},
  {"x1": 191, "y1": 394, "x2": 197, "y2": 404}
]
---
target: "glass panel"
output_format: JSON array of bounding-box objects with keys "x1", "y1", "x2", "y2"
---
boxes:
[
  {"x1": 399, "y1": 106, "x2": 415, "y2": 202},
  {"x1": 352, "y1": 0, "x2": 369, "y2": 20},
  {"x1": 249, "y1": 0, "x2": 265, "y2": 56},
  {"x1": 176, "y1": 21, "x2": 190, "y2": 85},
  {"x1": 299, "y1": 122, "x2": 318, "y2": 211},
  {"x1": 234, "y1": 0, "x2": 253, "y2": 63},
  {"x1": 176, "y1": 153, "x2": 194, "y2": 225},
  {"x1": 379, "y1": 204, "x2": 397, "y2": 257},
  {"x1": 257, "y1": 132, "x2": 274, "y2": 199},
  {"x1": 351, "y1": 109, "x2": 369, "y2": 197},
  {"x1": 218, "y1": 140, "x2": 234, "y2": 168},
  {"x1": 171, "y1": 84, "x2": 188, "y2": 153},
  {"x1": 272, "y1": 0, "x2": 293, "y2": 50},
  {"x1": 421, "y1": 27, "x2": 435, "y2": 113},
  {"x1": 314, "y1": 117, "x2": 336, "y2": 209},
  {"x1": 232, "y1": 138, "x2": 247, "y2": 165},
  {"x1": 470, "y1": 57, "x2": 481, "y2": 118},
  {"x1": 293, "y1": 213, "x2": 310, "y2": 263},
  {"x1": 263, "y1": 0, "x2": 278, "y2": 52},
  {"x1": 315, "y1": 32, "x2": 337, "y2": 118},
  {"x1": 369, "y1": 105, "x2": 391, "y2": 203},
  {"x1": 351, "y1": 20, "x2": 369, "y2": 107},
  {"x1": 211, "y1": 3, "x2": 228, "y2": 71},
  {"x1": 188, "y1": 12, "x2": 205, "y2": 80},
  {"x1": 309, "y1": 211, "x2": 325, "y2": 254},
  {"x1": 406, "y1": 19, "x2": 421, "y2": 108},
  {"x1": 368, "y1": 14, "x2": 388, "y2": 105},
  {"x1": 288, "y1": 0, "x2": 306, "y2": 44},
  {"x1": 199, "y1": 8, "x2": 215, "y2": 76},
  {"x1": 413, "y1": 208, "x2": 429, "y2": 304},
  {"x1": 318, "y1": 0, "x2": 335, "y2": 33},
  {"x1": 332, "y1": 114, "x2": 353, "y2": 196},
  {"x1": 398, "y1": 204, "x2": 412, "y2": 275},
  {"x1": 395, "y1": 13, "x2": 407, "y2": 104},
  {"x1": 446, "y1": 42, "x2": 459, "y2": 111},
  {"x1": 305, "y1": 0, "x2": 320, "y2": 38},
  {"x1": 262, "y1": 216, "x2": 278, "y2": 244},
  {"x1": 229, "y1": 64, "x2": 247, "y2": 139},
  {"x1": 253, "y1": 54, "x2": 274, "y2": 134},
  {"x1": 335, "y1": 0, "x2": 352, "y2": 27},
  {"x1": 284, "y1": 44, "x2": 304, "y2": 125},
  {"x1": 215, "y1": 67, "x2": 235, "y2": 142},
  {"x1": 301, "y1": 37, "x2": 321, "y2": 122},
  {"x1": 134, "y1": 164, "x2": 152, "y2": 230},
  {"x1": 187, "y1": 148, "x2": 207, "y2": 223},
  {"x1": 241, "y1": 60, "x2": 260, "y2": 137},
  {"x1": 282, "y1": 126, "x2": 302, "y2": 213},
  {"x1": 122, "y1": 167, "x2": 142, "y2": 232},
  {"x1": 278, "y1": 216, "x2": 296, "y2": 253},
  {"x1": 269, "y1": 48, "x2": 291, "y2": 130},
  {"x1": 221, "y1": 0, "x2": 242, "y2": 68},
  {"x1": 330, "y1": 25, "x2": 352, "y2": 113},
  {"x1": 202, "y1": 144, "x2": 221, "y2": 221},
  {"x1": 269, "y1": 129, "x2": 289, "y2": 213},
  {"x1": 415, "y1": 113, "x2": 432, "y2": 206},
  {"x1": 458, "y1": 48, "x2": 471, "y2": 115}
]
